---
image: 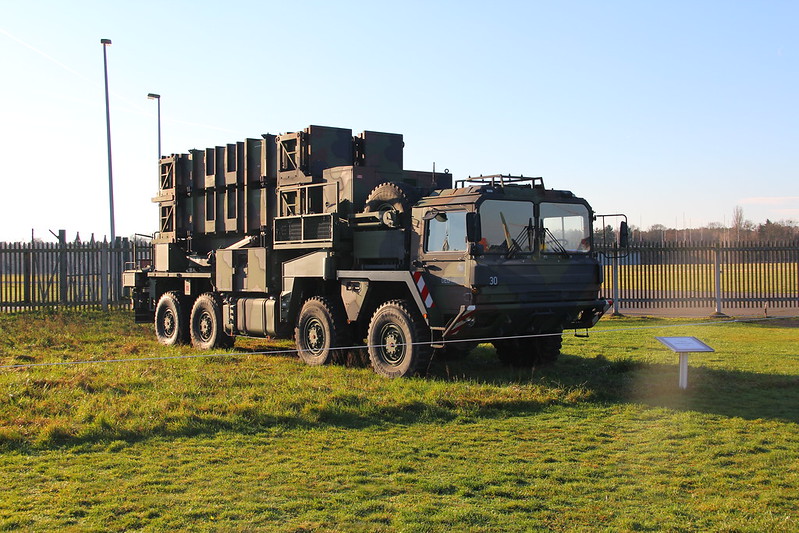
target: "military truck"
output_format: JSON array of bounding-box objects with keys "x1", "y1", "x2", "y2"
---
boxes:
[{"x1": 123, "y1": 125, "x2": 624, "y2": 377}]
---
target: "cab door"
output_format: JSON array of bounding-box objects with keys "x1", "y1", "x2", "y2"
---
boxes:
[{"x1": 416, "y1": 209, "x2": 475, "y2": 318}]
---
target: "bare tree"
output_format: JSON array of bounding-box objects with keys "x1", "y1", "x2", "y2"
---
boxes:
[{"x1": 732, "y1": 205, "x2": 744, "y2": 241}]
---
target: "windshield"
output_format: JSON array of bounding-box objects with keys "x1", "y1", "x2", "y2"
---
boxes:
[
  {"x1": 478, "y1": 200, "x2": 534, "y2": 253},
  {"x1": 540, "y1": 202, "x2": 591, "y2": 253},
  {"x1": 478, "y1": 199, "x2": 592, "y2": 254}
]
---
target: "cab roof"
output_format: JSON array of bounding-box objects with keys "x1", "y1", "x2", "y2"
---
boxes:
[{"x1": 415, "y1": 175, "x2": 586, "y2": 209}]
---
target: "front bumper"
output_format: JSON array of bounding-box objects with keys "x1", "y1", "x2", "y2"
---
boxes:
[{"x1": 442, "y1": 298, "x2": 611, "y2": 339}]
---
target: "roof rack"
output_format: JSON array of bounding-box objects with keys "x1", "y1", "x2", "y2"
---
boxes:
[{"x1": 455, "y1": 174, "x2": 544, "y2": 189}]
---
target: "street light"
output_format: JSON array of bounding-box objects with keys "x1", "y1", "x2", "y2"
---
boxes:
[
  {"x1": 101, "y1": 38, "x2": 115, "y2": 244},
  {"x1": 147, "y1": 93, "x2": 161, "y2": 159}
]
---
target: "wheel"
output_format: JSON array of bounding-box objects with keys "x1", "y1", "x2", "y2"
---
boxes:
[
  {"x1": 189, "y1": 293, "x2": 232, "y2": 350},
  {"x1": 295, "y1": 296, "x2": 348, "y2": 366},
  {"x1": 493, "y1": 339, "x2": 528, "y2": 366},
  {"x1": 493, "y1": 333, "x2": 562, "y2": 367},
  {"x1": 154, "y1": 291, "x2": 188, "y2": 346},
  {"x1": 363, "y1": 182, "x2": 419, "y2": 228},
  {"x1": 367, "y1": 300, "x2": 431, "y2": 378},
  {"x1": 535, "y1": 333, "x2": 562, "y2": 364}
]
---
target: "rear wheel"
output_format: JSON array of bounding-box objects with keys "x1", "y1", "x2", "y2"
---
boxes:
[
  {"x1": 189, "y1": 293, "x2": 233, "y2": 350},
  {"x1": 154, "y1": 291, "x2": 188, "y2": 346},
  {"x1": 295, "y1": 296, "x2": 348, "y2": 366},
  {"x1": 367, "y1": 300, "x2": 431, "y2": 378}
]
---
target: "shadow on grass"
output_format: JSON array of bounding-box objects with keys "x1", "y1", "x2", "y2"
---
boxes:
[
  {"x1": 234, "y1": 341, "x2": 799, "y2": 425},
  {"x1": 194, "y1": 340, "x2": 799, "y2": 425},
  {"x1": 2, "y1": 393, "x2": 558, "y2": 453},
  {"x1": 4, "y1": 344, "x2": 796, "y2": 453},
  {"x1": 426, "y1": 347, "x2": 799, "y2": 424}
]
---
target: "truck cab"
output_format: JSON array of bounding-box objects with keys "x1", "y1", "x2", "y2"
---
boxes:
[{"x1": 409, "y1": 175, "x2": 609, "y2": 366}]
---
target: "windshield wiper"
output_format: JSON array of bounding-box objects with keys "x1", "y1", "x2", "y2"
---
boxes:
[
  {"x1": 512, "y1": 218, "x2": 536, "y2": 254},
  {"x1": 499, "y1": 212, "x2": 523, "y2": 258},
  {"x1": 543, "y1": 227, "x2": 570, "y2": 257}
]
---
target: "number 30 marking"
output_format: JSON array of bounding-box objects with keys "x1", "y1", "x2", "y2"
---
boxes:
[{"x1": 489, "y1": 276, "x2": 499, "y2": 286}]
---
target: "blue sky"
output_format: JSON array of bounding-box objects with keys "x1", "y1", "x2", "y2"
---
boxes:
[{"x1": 1, "y1": 1, "x2": 796, "y2": 241}]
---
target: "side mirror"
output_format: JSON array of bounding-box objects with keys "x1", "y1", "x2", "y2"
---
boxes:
[
  {"x1": 422, "y1": 209, "x2": 439, "y2": 221},
  {"x1": 465, "y1": 212, "x2": 478, "y2": 242},
  {"x1": 619, "y1": 221, "x2": 629, "y2": 248}
]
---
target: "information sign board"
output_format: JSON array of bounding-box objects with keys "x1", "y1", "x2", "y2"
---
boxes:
[
  {"x1": 655, "y1": 337, "x2": 715, "y2": 353},
  {"x1": 655, "y1": 337, "x2": 715, "y2": 390}
]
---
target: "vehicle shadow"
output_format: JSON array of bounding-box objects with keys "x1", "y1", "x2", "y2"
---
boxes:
[
  {"x1": 10, "y1": 341, "x2": 794, "y2": 452},
  {"x1": 234, "y1": 339, "x2": 799, "y2": 425},
  {"x1": 425, "y1": 347, "x2": 799, "y2": 424}
]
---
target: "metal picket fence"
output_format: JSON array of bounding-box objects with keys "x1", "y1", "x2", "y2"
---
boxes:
[
  {"x1": 0, "y1": 232, "x2": 151, "y2": 312},
  {"x1": 599, "y1": 240, "x2": 799, "y2": 314},
  {"x1": 1, "y1": 236, "x2": 796, "y2": 314}
]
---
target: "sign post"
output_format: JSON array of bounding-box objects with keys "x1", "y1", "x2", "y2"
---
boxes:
[{"x1": 655, "y1": 337, "x2": 715, "y2": 390}]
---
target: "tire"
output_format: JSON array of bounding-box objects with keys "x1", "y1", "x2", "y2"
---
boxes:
[
  {"x1": 536, "y1": 333, "x2": 562, "y2": 364},
  {"x1": 189, "y1": 293, "x2": 232, "y2": 350},
  {"x1": 367, "y1": 299, "x2": 431, "y2": 378},
  {"x1": 363, "y1": 182, "x2": 418, "y2": 228},
  {"x1": 493, "y1": 333, "x2": 562, "y2": 367},
  {"x1": 492, "y1": 339, "x2": 538, "y2": 368},
  {"x1": 295, "y1": 296, "x2": 348, "y2": 366},
  {"x1": 154, "y1": 291, "x2": 188, "y2": 346}
]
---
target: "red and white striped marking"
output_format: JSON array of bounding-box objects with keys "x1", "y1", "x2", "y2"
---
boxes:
[
  {"x1": 448, "y1": 305, "x2": 476, "y2": 336},
  {"x1": 412, "y1": 271, "x2": 434, "y2": 309}
]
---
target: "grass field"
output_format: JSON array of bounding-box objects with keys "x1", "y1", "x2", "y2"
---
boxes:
[{"x1": 1, "y1": 310, "x2": 798, "y2": 531}]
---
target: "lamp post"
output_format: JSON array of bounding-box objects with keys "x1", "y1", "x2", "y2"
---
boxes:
[
  {"x1": 147, "y1": 93, "x2": 161, "y2": 159},
  {"x1": 101, "y1": 38, "x2": 115, "y2": 244}
]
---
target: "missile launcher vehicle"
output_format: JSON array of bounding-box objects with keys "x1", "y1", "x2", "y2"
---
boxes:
[{"x1": 123, "y1": 125, "x2": 625, "y2": 377}]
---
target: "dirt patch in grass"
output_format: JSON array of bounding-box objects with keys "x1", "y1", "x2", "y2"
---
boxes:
[
  {"x1": 742, "y1": 317, "x2": 799, "y2": 328},
  {"x1": 766, "y1": 318, "x2": 799, "y2": 328}
]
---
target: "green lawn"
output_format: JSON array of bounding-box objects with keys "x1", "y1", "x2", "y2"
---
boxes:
[{"x1": 1, "y1": 311, "x2": 797, "y2": 531}]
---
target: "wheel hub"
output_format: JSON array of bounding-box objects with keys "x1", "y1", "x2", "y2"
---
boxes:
[
  {"x1": 199, "y1": 312, "x2": 213, "y2": 341},
  {"x1": 163, "y1": 310, "x2": 175, "y2": 336},
  {"x1": 305, "y1": 318, "x2": 325, "y2": 355},
  {"x1": 380, "y1": 325, "x2": 405, "y2": 365}
]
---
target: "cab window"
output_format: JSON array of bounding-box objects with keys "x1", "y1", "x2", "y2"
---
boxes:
[
  {"x1": 478, "y1": 200, "x2": 534, "y2": 253},
  {"x1": 540, "y1": 202, "x2": 590, "y2": 253},
  {"x1": 425, "y1": 211, "x2": 468, "y2": 252}
]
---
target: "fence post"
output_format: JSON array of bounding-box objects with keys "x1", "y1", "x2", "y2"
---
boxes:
[
  {"x1": 23, "y1": 247, "x2": 32, "y2": 304},
  {"x1": 712, "y1": 242, "x2": 727, "y2": 317},
  {"x1": 58, "y1": 229, "x2": 68, "y2": 305},
  {"x1": 101, "y1": 239, "x2": 109, "y2": 311},
  {"x1": 116, "y1": 237, "x2": 130, "y2": 306},
  {"x1": 612, "y1": 243, "x2": 622, "y2": 316}
]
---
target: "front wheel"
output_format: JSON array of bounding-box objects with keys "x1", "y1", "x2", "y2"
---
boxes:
[
  {"x1": 189, "y1": 293, "x2": 233, "y2": 350},
  {"x1": 536, "y1": 333, "x2": 562, "y2": 364},
  {"x1": 367, "y1": 300, "x2": 431, "y2": 378}
]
